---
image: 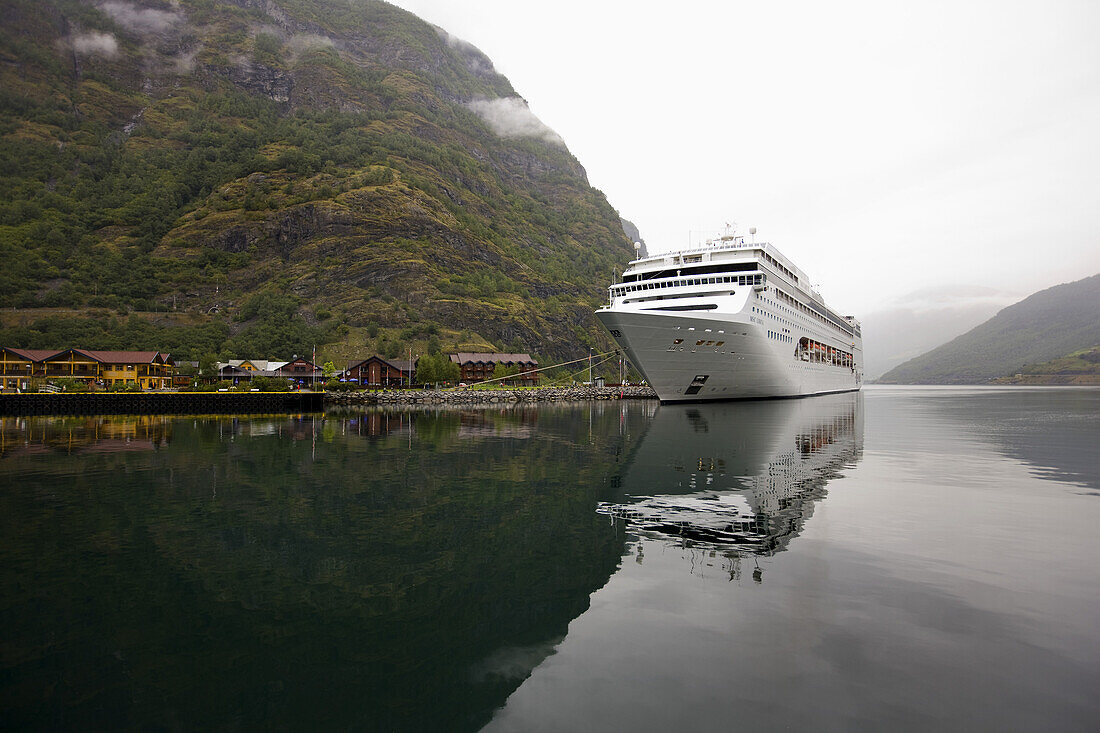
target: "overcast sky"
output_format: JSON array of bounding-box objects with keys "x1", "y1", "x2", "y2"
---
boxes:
[{"x1": 388, "y1": 0, "x2": 1100, "y2": 315}]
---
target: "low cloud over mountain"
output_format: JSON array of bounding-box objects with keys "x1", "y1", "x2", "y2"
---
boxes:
[{"x1": 466, "y1": 97, "x2": 565, "y2": 147}]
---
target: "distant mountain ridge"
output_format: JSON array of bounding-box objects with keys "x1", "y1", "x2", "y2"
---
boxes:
[
  {"x1": 878, "y1": 274, "x2": 1100, "y2": 384},
  {"x1": 860, "y1": 285, "x2": 1019, "y2": 379},
  {"x1": 0, "y1": 0, "x2": 634, "y2": 362}
]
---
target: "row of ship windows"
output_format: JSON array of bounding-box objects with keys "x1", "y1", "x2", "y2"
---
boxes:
[
  {"x1": 797, "y1": 338, "x2": 854, "y2": 367},
  {"x1": 664, "y1": 330, "x2": 853, "y2": 366},
  {"x1": 612, "y1": 273, "x2": 764, "y2": 297},
  {"x1": 761, "y1": 252, "x2": 798, "y2": 283},
  {"x1": 754, "y1": 305, "x2": 814, "y2": 342},
  {"x1": 773, "y1": 289, "x2": 853, "y2": 337},
  {"x1": 755, "y1": 304, "x2": 808, "y2": 338}
]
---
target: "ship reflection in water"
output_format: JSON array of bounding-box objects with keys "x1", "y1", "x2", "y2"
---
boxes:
[{"x1": 599, "y1": 392, "x2": 863, "y2": 558}]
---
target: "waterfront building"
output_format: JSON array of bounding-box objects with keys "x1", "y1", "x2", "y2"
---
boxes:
[
  {"x1": 215, "y1": 359, "x2": 289, "y2": 383},
  {"x1": 275, "y1": 358, "x2": 321, "y2": 384},
  {"x1": 340, "y1": 356, "x2": 417, "y2": 387},
  {"x1": 213, "y1": 357, "x2": 322, "y2": 386},
  {"x1": 1, "y1": 348, "x2": 57, "y2": 391},
  {"x1": 1, "y1": 348, "x2": 175, "y2": 390},
  {"x1": 449, "y1": 353, "x2": 539, "y2": 385},
  {"x1": 228, "y1": 359, "x2": 288, "y2": 374},
  {"x1": 51, "y1": 350, "x2": 176, "y2": 390}
]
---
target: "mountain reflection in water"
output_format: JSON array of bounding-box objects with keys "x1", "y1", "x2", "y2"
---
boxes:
[
  {"x1": 599, "y1": 392, "x2": 863, "y2": 555},
  {"x1": 0, "y1": 404, "x2": 653, "y2": 732}
]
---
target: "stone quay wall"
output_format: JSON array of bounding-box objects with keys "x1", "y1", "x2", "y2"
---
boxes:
[{"x1": 324, "y1": 385, "x2": 657, "y2": 406}]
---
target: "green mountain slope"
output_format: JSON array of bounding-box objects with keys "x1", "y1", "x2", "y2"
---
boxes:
[
  {"x1": 878, "y1": 273, "x2": 1100, "y2": 384},
  {"x1": 0, "y1": 0, "x2": 633, "y2": 362},
  {"x1": 990, "y1": 346, "x2": 1100, "y2": 385}
]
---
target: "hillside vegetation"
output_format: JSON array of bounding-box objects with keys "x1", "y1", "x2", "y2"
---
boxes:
[
  {"x1": 878, "y1": 274, "x2": 1100, "y2": 384},
  {"x1": 0, "y1": 0, "x2": 634, "y2": 362},
  {"x1": 1021, "y1": 345, "x2": 1100, "y2": 376},
  {"x1": 990, "y1": 346, "x2": 1100, "y2": 385}
]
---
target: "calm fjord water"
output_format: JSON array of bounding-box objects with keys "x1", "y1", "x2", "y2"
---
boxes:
[{"x1": 1, "y1": 387, "x2": 1098, "y2": 731}]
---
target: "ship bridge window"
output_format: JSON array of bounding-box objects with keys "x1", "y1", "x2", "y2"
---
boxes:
[
  {"x1": 623, "y1": 262, "x2": 757, "y2": 283},
  {"x1": 625, "y1": 288, "x2": 733, "y2": 304},
  {"x1": 617, "y1": 272, "x2": 764, "y2": 302}
]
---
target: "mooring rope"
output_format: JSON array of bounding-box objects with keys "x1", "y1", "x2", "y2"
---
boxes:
[{"x1": 445, "y1": 350, "x2": 620, "y2": 390}]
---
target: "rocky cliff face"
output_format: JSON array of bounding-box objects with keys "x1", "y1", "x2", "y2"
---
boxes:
[{"x1": 0, "y1": 0, "x2": 634, "y2": 362}]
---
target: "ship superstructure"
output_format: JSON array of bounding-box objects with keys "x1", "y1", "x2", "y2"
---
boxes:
[{"x1": 596, "y1": 232, "x2": 862, "y2": 402}]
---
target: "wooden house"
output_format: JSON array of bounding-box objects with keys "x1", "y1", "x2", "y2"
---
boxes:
[
  {"x1": 275, "y1": 358, "x2": 322, "y2": 385},
  {"x1": 1, "y1": 348, "x2": 175, "y2": 390},
  {"x1": 341, "y1": 356, "x2": 417, "y2": 387},
  {"x1": 215, "y1": 359, "x2": 289, "y2": 383},
  {"x1": 216, "y1": 363, "x2": 252, "y2": 382},
  {"x1": 449, "y1": 353, "x2": 539, "y2": 386},
  {"x1": 212, "y1": 358, "x2": 323, "y2": 386},
  {"x1": 0, "y1": 348, "x2": 55, "y2": 391},
  {"x1": 69, "y1": 350, "x2": 175, "y2": 389}
]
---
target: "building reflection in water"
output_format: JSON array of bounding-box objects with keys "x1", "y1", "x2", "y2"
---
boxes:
[
  {"x1": 328, "y1": 404, "x2": 547, "y2": 441},
  {"x1": 0, "y1": 415, "x2": 173, "y2": 456},
  {"x1": 599, "y1": 392, "x2": 863, "y2": 566},
  {"x1": 336, "y1": 410, "x2": 414, "y2": 439}
]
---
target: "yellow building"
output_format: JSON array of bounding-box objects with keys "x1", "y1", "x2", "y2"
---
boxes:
[
  {"x1": 80, "y1": 350, "x2": 175, "y2": 389},
  {"x1": 0, "y1": 348, "x2": 55, "y2": 391},
  {"x1": 1, "y1": 348, "x2": 176, "y2": 390}
]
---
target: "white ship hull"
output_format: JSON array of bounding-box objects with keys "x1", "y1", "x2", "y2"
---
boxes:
[{"x1": 597, "y1": 310, "x2": 861, "y2": 402}]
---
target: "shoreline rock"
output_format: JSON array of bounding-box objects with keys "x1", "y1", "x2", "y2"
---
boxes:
[{"x1": 323, "y1": 385, "x2": 657, "y2": 406}]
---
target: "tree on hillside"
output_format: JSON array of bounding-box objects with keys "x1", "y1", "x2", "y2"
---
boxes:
[
  {"x1": 416, "y1": 352, "x2": 459, "y2": 386},
  {"x1": 227, "y1": 290, "x2": 330, "y2": 358},
  {"x1": 496, "y1": 364, "x2": 522, "y2": 386},
  {"x1": 199, "y1": 353, "x2": 218, "y2": 378}
]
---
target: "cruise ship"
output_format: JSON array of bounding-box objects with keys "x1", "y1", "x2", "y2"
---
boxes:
[{"x1": 596, "y1": 230, "x2": 863, "y2": 402}]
